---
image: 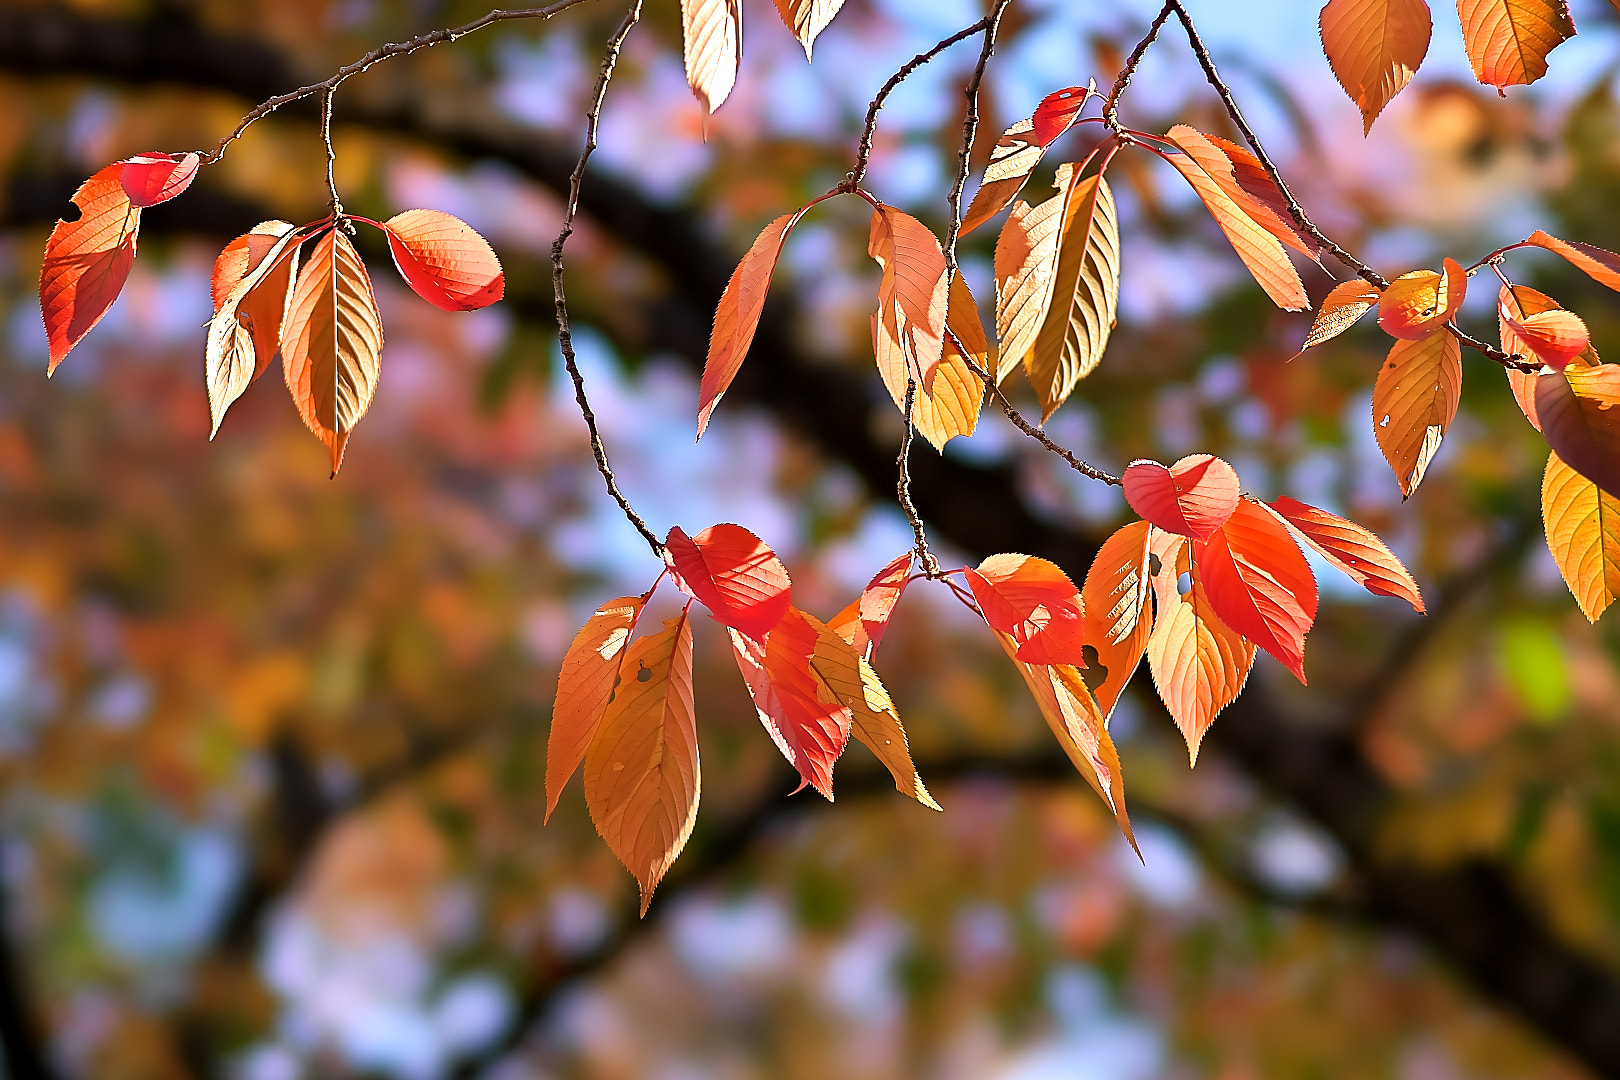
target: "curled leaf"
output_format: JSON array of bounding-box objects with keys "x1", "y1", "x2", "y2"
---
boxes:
[
  {"x1": 869, "y1": 205, "x2": 949, "y2": 392},
  {"x1": 206, "y1": 224, "x2": 303, "y2": 436},
  {"x1": 1525, "y1": 230, "x2": 1620, "y2": 293},
  {"x1": 1501, "y1": 284, "x2": 1600, "y2": 428},
  {"x1": 732, "y1": 609, "x2": 850, "y2": 800},
  {"x1": 1026, "y1": 170, "x2": 1121, "y2": 420},
  {"x1": 119, "y1": 152, "x2": 200, "y2": 207},
  {"x1": 961, "y1": 86, "x2": 1090, "y2": 238},
  {"x1": 1377, "y1": 258, "x2": 1466, "y2": 339},
  {"x1": 383, "y1": 209, "x2": 504, "y2": 312},
  {"x1": 1195, "y1": 499, "x2": 1319, "y2": 683},
  {"x1": 1080, "y1": 519, "x2": 1153, "y2": 721},
  {"x1": 1536, "y1": 365, "x2": 1620, "y2": 501},
  {"x1": 1122, "y1": 455, "x2": 1242, "y2": 539},
  {"x1": 965, "y1": 553, "x2": 1088, "y2": 668}
]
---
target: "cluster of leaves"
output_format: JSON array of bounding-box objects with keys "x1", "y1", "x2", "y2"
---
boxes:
[{"x1": 40, "y1": 153, "x2": 505, "y2": 474}]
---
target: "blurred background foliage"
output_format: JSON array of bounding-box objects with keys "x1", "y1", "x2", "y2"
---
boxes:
[{"x1": 0, "y1": 0, "x2": 1617, "y2": 1077}]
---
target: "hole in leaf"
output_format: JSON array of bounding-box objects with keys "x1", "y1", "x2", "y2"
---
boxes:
[
  {"x1": 1080, "y1": 645, "x2": 1108, "y2": 695},
  {"x1": 60, "y1": 201, "x2": 82, "y2": 224},
  {"x1": 1148, "y1": 553, "x2": 1162, "y2": 578},
  {"x1": 636, "y1": 663, "x2": 652, "y2": 683},
  {"x1": 1177, "y1": 571, "x2": 1192, "y2": 596}
]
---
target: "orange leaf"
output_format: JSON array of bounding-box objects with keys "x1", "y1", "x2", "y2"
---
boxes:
[
  {"x1": 280, "y1": 229, "x2": 384, "y2": 475},
  {"x1": 665, "y1": 523, "x2": 793, "y2": 640},
  {"x1": 1377, "y1": 258, "x2": 1466, "y2": 339},
  {"x1": 1195, "y1": 500, "x2": 1318, "y2": 683},
  {"x1": 1456, "y1": 0, "x2": 1574, "y2": 91},
  {"x1": 206, "y1": 223, "x2": 304, "y2": 436},
  {"x1": 961, "y1": 87, "x2": 1089, "y2": 238},
  {"x1": 1027, "y1": 170, "x2": 1121, "y2": 420},
  {"x1": 383, "y1": 209, "x2": 504, "y2": 312},
  {"x1": 1298, "y1": 279, "x2": 1381, "y2": 354},
  {"x1": 870, "y1": 205, "x2": 949, "y2": 393},
  {"x1": 681, "y1": 0, "x2": 742, "y2": 114},
  {"x1": 1536, "y1": 365, "x2": 1620, "y2": 500},
  {"x1": 1162, "y1": 125, "x2": 1308, "y2": 310},
  {"x1": 965, "y1": 553, "x2": 1087, "y2": 667},
  {"x1": 39, "y1": 163, "x2": 141, "y2": 373},
  {"x1": 733, "y1": 608, "x2": 851, "y2": 800},
  {"x1": 1319, "y1": 0, "x2": 1433, "y2": 132},
  {"x1": 874, "y1": 277, "x2": 983, "y2": 451},
  {"x1": 1269, "y1": 496, "x2": 1425, "y2": 611},
  {"x1": 584, "y1": 612, "x2": 699, "y2": 915},
  {"x1": 772, "y1": 0, "x2": 846, "y2": 59},
  {"x1": 1373, "y1": 330, "x2": 1461, "y2": 497},
  {"x1": 1146, "y1": 537, "x2": 1257, "y2": 764},
  {"x1": 698, "y1": 210, "x2": 804, "y2": 437},
  {"x1": 1524, "y1": 230, "x2": 1620, "y2": 293},
  {"x1": 119, "y1": 152, "x2": 199, "y2": 207},
  {"x1": 1500, "y1": 284, "x2": 1600, "y2": 428},
  {"x1": 1542, "y1": 449, "x2": 1620, "y2": 623},
  {"x1": 545, "y1": 595, "x2": 647, "y2": 822},
  {"x1": 856, "y1": 552, "x2": 913, "y2": 655},
  {"x1": 1174, "y1": 129, "x2": 1322, "y2": 261},
  {"x1": 992, "y1": 631, "x2": 1135, "y2": 849},
  {"x1": 1080, "y1": 520, "x2": 1153, "y2": 721},
  {"x1": 1500, "y1": 300, "x2": 1588, "y2": 372},
  {"x1": 1122, "y1": 454, "x2": 1242, "y2": 539}
]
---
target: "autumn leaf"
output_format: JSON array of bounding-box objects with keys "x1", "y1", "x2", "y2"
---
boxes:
[
  {"x1": 281, "y1": 229, "x2": 384, "y2": 475},
  {"x1": 1172, "y1": 128, "x2": 1321, "y2": 261},
  {"x1": 732, "y1": 609, "x2": 850, "y2": 800},
  {"x1": 772, "y1": 0, "x2": 845, "y2": 60},
  {"x1": 1080, "y1": 519, "x2": 1153, "y2": 721},
  {"x1": 1122, "y1": 454, "x2": 1242, "y2": 539},
  {"x1": 1377, "y1": 258, "x2": 1466, "y2": 339},
  {"x1": 1195, "y1": 499, "x2": 1319, "y2": 682},
  {"x1": 1319, "y1": 0, "x2": 1433, "y2": 133},
  {"x1": 119, "y1": 151, "x2": 200, "y2": 207},
  {"x1": 1026, "y1": 171, "x2": 1121, "y2": 420},
  {"x1": 584, "y1": 612, "x2": 699, "y2": 915},
  {"x1": 206, "y1": 223, "x2": 303, "y2": 436},
  {"x1": 1162, "y1": 125, "x2": 1308, "y2": 310},
  {"x1": 869, "y1": 205, "x2": 949, "y2": 392},
  {"x1": 545, "y1": 595, "x2": 647, "y2": 822},
  {"x1": 39, "y1": 162, "x2": 141, "y2": 373},
  {"x1": 1146, "y1": 536, "x2": 1256, "y2": 764},
  {"x1": 699, "y1": 210, "x2": 804, "y2": 436},
  {"x1": 992, "y1": 631, "x2": 1135, "y2": 849},
  {"x1": 806, "y1": 613, "x2": 939, "y2": 810},
  {"x1": 1269, "y1": 496, "x2": 1424, "y2": 611},
  {"x1": 665, "y1": 523, "x2": 793, "y2": 640},
  {"x1": 995, "y1": 190, "x2": 1066, "y2": 385},
  {"x1": 1373, "y1": 330, "x2": 1462, "y2": 497},
  {"x1": 681, "y1": 0, "x2": 742, "y2": 114},
  {"x1": 965, "y1": 553, "x2": 1088, "y2": 667},
  {"x1": 1456, "y1": 0, "x2": 1575, "y2": 91},
  {"x1": 1298, "y1": 279, "x2": 1382, "y2": 354},
  {"x1": 1542, "y1": 449, "x2": 1620, "y2": 622},
  {"x1": 1501, "y1": 285, "x2": 1599, "y2": 428},
  {"x1": 1499, "y1": 291, "x2": 1588, "y2": 372},
  {"x1": 855, "y1": 552, "x2": 913, "y2": 655},
  {"x1": 874, "y1": 302, "x2": 982, "y2": 451},
  {"x1": 1525, "y1": 230, "x2": 1620, "y2": 292},
  {"x1": 961, "y1": 86, "x2": 1090, "y2": 238},
  {"x1": 1536, "y1": 365, "x2": 1620, "y2": 500},
  {"x1": 382, "y1": 209, "x2": 504, "y2": 312}
]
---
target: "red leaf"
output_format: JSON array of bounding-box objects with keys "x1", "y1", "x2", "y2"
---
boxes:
[
  {"x1": 665, "y1": 524, "x2": 793, "y2": 640},
  {"x1": 857, "y1": 552, "x2": 913, "y2": 655},
  {"x1": 699, "y1": 210, "x2": 804, "y2": 437},
  {"x1": 964, "y1": 553, "x2": 1087, "y2": 667},
  {"x1": 961, "y1": 88, "x2": 1091, "y2": 238},
  {"x1": 39, "y1": 163, "x2": 141, "y2": 372},
  {"x1": 1195, "y1": 500, "x2": 1318, "y2": 683},
  {"x1": 119, "y1": 152, "x2": 199, "y2": 207},
  {"x1": 1537, "y1": 365, "x2": 1620, "y2": 500},
  {"x1": 1499, "y1": 290, "x2": 1588, "y2": 371},
  {"x1": 383, "y1": 209, "x2": 504, "y2": 311},
  {"x1": 1269, "y1": 496, "x2": 1424, "y2": 612},
  {"x1": 1122, "y1": 454, "x2": 1242, "y2": 539},
  {"x1": 1500, "y1": 284, "x2": 1601, "y2": 429},
  {"x1": 1030, "y1": 85, "x2": 1089, "y2": 144},
  {"x1": 731, "y1": 608, "x2": 851, "y2": 799}
]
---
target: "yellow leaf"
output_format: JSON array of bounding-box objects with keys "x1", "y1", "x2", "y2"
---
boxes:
[
  {"x1": 1542, "y1": 450, "x2": 1620, "y2": 623},
  {"x1": 207, "y1": 222, "x2": 302, "y2": 437},
  {"x1": 772, "y1": 0, "x2": 846, "y2": 60},
  {"x1": 1027, "y1": 173, "x2": 1121, "y2": 421},
  {"x1": 681, "y1": 0, "x2": 742, "y2": 115}
]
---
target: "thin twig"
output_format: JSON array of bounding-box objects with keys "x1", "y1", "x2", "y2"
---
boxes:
[
  {"x1": 942, "y1": 0, "x2": 1013, "y2": 275},
  {"x1": 850, "y1": 16, "x2": 993, "y2": 187},
  {"x1": 197, "y1": 0, "x2": 597, "y2": 163},
  {"x1": 553, "y1": 0, "x2": 663, "y2": 555},
  {"x1": 1104, "y1": 1, "x2": 1174, "y2": 135},
  {"x1": 319, "y1": 87, "x2": 342, "y2": 218},
  {"x1": 897, "y1": 380, "x2": 940, "y2": 575},
  {"x1": 957, "y1": 347, "x2": 1122, "y2": 486},
  {"x1": 1446, "y1": 323, "x2": 1535, "y2": 372}
]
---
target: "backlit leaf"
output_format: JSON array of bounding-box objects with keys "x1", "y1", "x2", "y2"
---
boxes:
[
  {"x1": 39, "y1": 163, "x2": 141, "y2": 373},
  {"x1": 681, "y1": 0, "x2": 742, "y2": 114},
  {"x1": 874, "y1": 291, "x2": 983, "y2": 451},
  {"x1": 961, "y1": 87, "x2": 1089, "y2": 238},
  {"x1": 1162, "y1": 125, "x2": 1308, "y2": 310},
  {"x1": 732, "y1": 609, "x2": 850, "y2": 800},
  {"x1": 281, "y1": 229, "x2": 384, "y2": 475},
  {"x1": 857, "y1": 553, "x2": 913, "y2": 655},
  {"x1": 1269, "y1": 496, "x2": 1424, "y2": 611},
  {"x1": 1542, "y1": 449, "x2": 1620, "y2": 622},
  {"x1": 206, "y1": 223, "x2": 303, "y2": 436},
  {"x1": 1173, "y1": 128, "x2": 1321, "y2": 261},
  {"x1": 1456, "y1": 0, "x2": 1575, "y2": 91},
  {"x1": 772, "y1": 0, "x2": 846, "y2": 59},
  {"x1": 584, "y1": 613, "x2": 698, "y2": 915},
  {"x1": 1499, "y1": 294, "x2": 1587, "y2": 372},
  {"x1": 383, "y1": 209, "x2": 504, "y2": 312},
  {"x1": 994, "y1": 190, "x2": 1065, "y2": 384},
  {"x1": 1525, "y1": 230, "x2": 1620, "y2": 293},
  {"x1": 1146, "y1": 539, "x2": 1256, "y2": 764},
  {"x1": 1196, "y1": 499, "x2": 1319, "y2": 683},
  {"x1": 1501, "y1": 284, "x2": 1600, "y2": 428},
  {"x1": 545, "y1": 595, "x2": 646, "y2": 822},
  {"x1": 1027, "y1": 171, "x2": 1121, "y2": 420},
  {"x1": 1373, "y1": 330, "x2": 1462, "y2": 497},
  {"x1": 119, "y1": 152, "x2": 199, "y2": 207},
  {"x1": 870, "y1": 206, "x2": 949, "y2": 392},
  {"x1": 665, "y1": 523, "x2": 793, "y2": 640},
  {"x1": 1536, "y1": 365, "x2": 1620, "y2": 500},
  {"x1": 1377, "y1": 259, "x2": 1466, "y2": 339},
  {"x1": 1122, "y1": 454, "x2": 1242, "y2": 539},
  {"x1": 698, "y1": 210, "x2": 803, "y2": 436},
  {"x1": 965, "y1": 553, "x2": 1088, "y2": 667},
  {"x1": 1298, "y1": 279, "x2": 1381, "y2": 354},
  {"x1": 1081, "y1": 520, "x2": 1153, "y2": 721},
  {"x1": 1319, "y1": 0, "x2": 1433, "y2": 132}
]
